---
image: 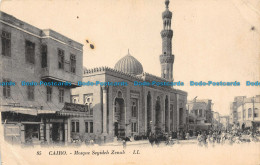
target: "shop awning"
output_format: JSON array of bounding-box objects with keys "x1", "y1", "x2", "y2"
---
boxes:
[
  {"x1": 190, "y1": 123, "x2": 212, "y2": 126},
  {"x1": 37, "y1": 110, "x2": 57, "y2": 114},
  {"x1": 57, "y1": 110, "x2": 91, "y2": 117},
  {"x1": 0, "y1": 105, "x2": 56, "y2": 116}
]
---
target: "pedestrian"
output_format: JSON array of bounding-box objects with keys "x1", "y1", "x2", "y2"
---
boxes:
[
  {"x1": 149, "y1": 133, "x2": 155, "y2": 147},
  {"x1": 89, "y1": 139, "x2": 94, "y2": 146},
  {"x1": 166, "y1": 136, "x2": 174, "y2": 146},
  {"x1": 186, "y1": 132, "x2": 190, "y2": 140},
  {"x1": 122, "y1": 140, "x2": 126, "y2": 149},
  {"x1": 154, "y1": 134, "x2": 160, "y2": 147},
  {"x1": 197, "y1": 133, "x2": 202, "y2": 146},
  {"x1": 202, "y1": 132, "x2": 207, "y2": 147}
]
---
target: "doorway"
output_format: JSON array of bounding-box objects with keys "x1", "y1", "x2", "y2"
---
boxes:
[
  {"x1": 52, "y1": 123, "x2": 65, "y2": 142},
  {"x1": 114, "y1": 97, "x2": 125, "y2": 137}
]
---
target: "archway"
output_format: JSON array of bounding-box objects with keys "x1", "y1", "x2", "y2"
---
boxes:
[
  {"x1": 114, "y1": 98, "x2": 125, "y2": 137},
  {"x1": 179, "y1": 108, "x2": 183, "y2": 126},
  {"x1": 165, "y1": 96, "x2": 169, "y2": 132},
  {"x1": 147, "y1": 92, "x2": 152, "y2": 134},
  {"x1": 170, "y1": 104, "x2": 173, "y2": 131},
  {"x1": 155, "y1": 96, "x2": 161, "y2": 133}
]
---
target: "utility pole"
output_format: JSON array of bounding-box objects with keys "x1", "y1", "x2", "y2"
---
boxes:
[
  {"x1": 252, "y1": 96, "x2": 255, "y2": 120},
  {"x1": 252, "y1": 96, "x2": 255, "y2": 132}
]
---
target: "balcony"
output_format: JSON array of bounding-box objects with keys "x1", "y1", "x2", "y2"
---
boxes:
[{"x1": 41, "y1": 66, "x2": 81, "y2": 88}]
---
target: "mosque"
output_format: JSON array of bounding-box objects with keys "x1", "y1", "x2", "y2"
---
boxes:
[{"x1": 71, "y1": 0, "x2": 188, "y2": 142}]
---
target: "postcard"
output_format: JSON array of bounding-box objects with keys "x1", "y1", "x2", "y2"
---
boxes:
[{"x1": 0, "y1": 0, "x2": 259, "y2": 165}]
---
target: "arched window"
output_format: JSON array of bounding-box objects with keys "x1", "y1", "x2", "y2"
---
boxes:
[
  {"x1": 199, "y1": 109, "x2": 202, "y2": 117},
  {"x1": 118, "y1": 91, "x2": 122, "y2": 98},
  {"x1": 85, "y1": 103, "x2": 89, "y2": 113},
  {"x1": 131, "y1": 101, "x2": 137, "y2": 117},
  {"x1": 248, "y1": 108, "x2": 252, "y2": 118},
  {"x1": 89, "y1": 103, "x2": 93, "y2": 115},
  {"x1": 254, "y1": 108, "x2": 259, "y2": 118},
  {"x1": 84, "y1": 94, "x2": 93, "y2": 115},
  {"x1": 114, "y1": 101, "x2": 117, "y2": 113},
  {"x1": 163, "y1": 69, "x2": 167, "y2": 78}
]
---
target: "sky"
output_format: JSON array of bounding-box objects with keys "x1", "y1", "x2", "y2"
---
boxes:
[{"x1": 0, "y1": 0, "x2": 259, "y2": 115}]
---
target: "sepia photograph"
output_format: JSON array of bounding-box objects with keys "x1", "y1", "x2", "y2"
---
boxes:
[{"x1": 0, "y1": 0, "x2": 259, "y2": 164}]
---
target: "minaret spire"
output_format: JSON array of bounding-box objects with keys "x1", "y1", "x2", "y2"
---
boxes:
[
  {"x1": 165, "y1": 0, "x2": 169, "y2": 9},
  {"x1": 127, "y1": 49, "x2": 130, "y2": 56},
  {"x1": 160, "y1": 0, "x2": 174, "y2": 81}
]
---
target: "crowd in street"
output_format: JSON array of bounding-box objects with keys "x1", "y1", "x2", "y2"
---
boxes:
[
  {"x1": 144, "y1": 128, "x2": 260, "y2": 148},
  {"x1": 147, "y1": 130, "x2": 188, "y2": 147},
  {"x1": 196, "y1": 130, "x2": 260, "y2": 147}
]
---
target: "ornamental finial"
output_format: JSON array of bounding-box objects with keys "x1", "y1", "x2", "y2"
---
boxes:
[{"x1": 165, "y1": 0, "x2": 170, "y2": 9}]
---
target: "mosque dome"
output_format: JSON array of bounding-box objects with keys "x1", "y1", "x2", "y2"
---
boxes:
[{"x1": 114, "y1": 52, "x2": 143, "y2": 75}]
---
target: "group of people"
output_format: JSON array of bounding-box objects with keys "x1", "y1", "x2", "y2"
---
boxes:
[
  {"x1": 146, "y1": 129, "x2": 260, "y2": 147},
  {"x1": 196, "y1": 130, "x2": 260, "y2": 147},
  {"x1": 145, "y1": 128, "x2": 197, "y2": 147},
  {"x1": 148, "y1": 132, "x2": 177, "y2": 147},
  {"x1": 148, "y1": 133, "x2": 162, "y2": 147},
  {"x1": 118, "y1": 127, "x2": 260, "y2": 148}
]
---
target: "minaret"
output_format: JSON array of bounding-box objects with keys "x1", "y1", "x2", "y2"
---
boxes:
[{"x1": 160, "y1": 0, "x2": 174, "y2": 81}]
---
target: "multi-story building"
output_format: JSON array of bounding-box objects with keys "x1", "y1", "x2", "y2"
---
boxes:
[
  {"x1": 219, "y1": 115, "x2": 230, "y2": 131},
  {"x1": 230, "y1": 102, "x2": 237, "y2": 125},
  {"x1": 236, "y1": 95, "x2": 260, "y2": 131},
  {"x1": 186, "y1": 98, "x2": 213, "y2": 131},
  {"x1": 212, "y1": 111, "x2": 221, "y2": 130},
  {"x1": 230, "y1": 96, "x2": 245, "y2": 125},
  {"x1": 0, "y1": 11, "x2": 83, "y2": 145}
]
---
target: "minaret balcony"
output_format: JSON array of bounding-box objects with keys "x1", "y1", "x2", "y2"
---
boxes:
[
  {"x1": 161, "y1": 30, "x2": 173, "y2": 38},
  {"x1": 162, "y1": 10, "x2": 172, "y2": 19},
  {"x1": 160, "y1": 54, "x2": 174, "y2": 63}
]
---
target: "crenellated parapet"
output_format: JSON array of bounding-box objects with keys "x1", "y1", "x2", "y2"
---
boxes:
[
  {"x1": 83, "y1": 66, "x2": 143, "y2": 82},
  {"x1": 142, "y1": 72, "x2": 169, "y2": 83},
  {"x1": 84, "y1": 66, "x2": 108, "y2": 74}
]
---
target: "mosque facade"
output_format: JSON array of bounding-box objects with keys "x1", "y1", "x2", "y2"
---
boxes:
[{"x1": 71, "y1": 0, "x2": 188, "y2": 142}]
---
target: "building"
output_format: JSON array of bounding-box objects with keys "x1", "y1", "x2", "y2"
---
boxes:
[
  {"x1": 212, "y1": 111, "x2": 221, "y2": 130},
  {"x1": 186, "y1": 98, "x2": 213, "y2": 131},
  {"x1": 235, "y1": 95, "x2": 260, "y2": 131},
  {"x1": 219, "y1": 116, "x2": 230, "y2": 131},
  {"x1": 71, "y1": 0, "x2": 188, "y2": 142},
  {"x1": 229, "y1": 96, "x2": 245, "y2": 125},
  {"x1": 230, "y1": 102, "x2": 237, "y2": 125},
  {"x1": 0, "y1": 11, "x2": 83, "y2": 145}
]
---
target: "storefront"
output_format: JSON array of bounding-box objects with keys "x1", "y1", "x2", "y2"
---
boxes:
[
  {"x1": 56, "y1": 102, "x2": 93, "y2": 143},
  {"x1": 1, "y1": 103, "x2": 91, "y2": 145},
  {"x1": 0, "y1": 105, "x2": 61, "y2": 145}
]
